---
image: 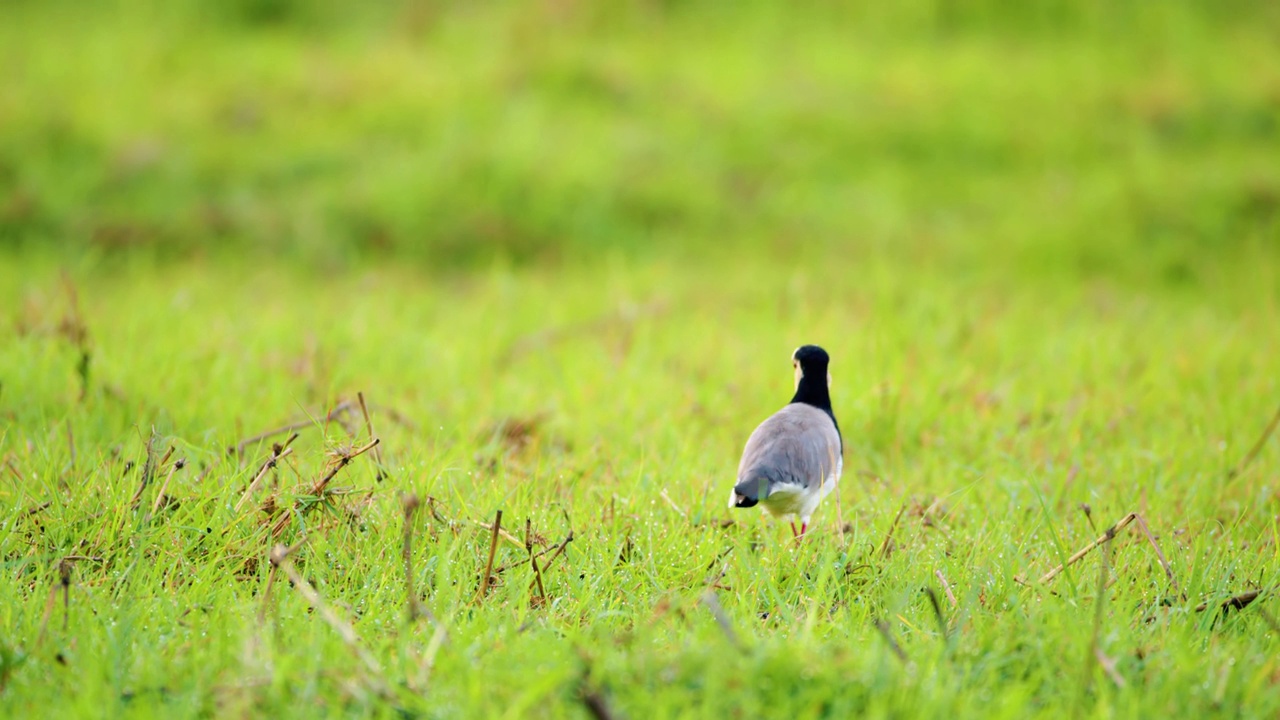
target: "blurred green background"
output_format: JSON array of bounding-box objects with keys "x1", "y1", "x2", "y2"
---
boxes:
[{"x1": 3, "y1": 0, "x2": 1276, "y2": 281}]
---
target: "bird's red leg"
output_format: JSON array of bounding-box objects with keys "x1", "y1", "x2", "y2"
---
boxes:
[{"x1": 790, "y1": 521, "x2": 799, "y2": 537}]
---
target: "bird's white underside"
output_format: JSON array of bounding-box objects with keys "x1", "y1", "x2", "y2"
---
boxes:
[{"x1": 726, "y1": 457, "x2": 842, "y2": 525}]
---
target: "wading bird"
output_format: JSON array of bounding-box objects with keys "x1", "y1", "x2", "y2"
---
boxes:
[{"x1": 729, "y1": 345, "x2": 842, "y2": 539}]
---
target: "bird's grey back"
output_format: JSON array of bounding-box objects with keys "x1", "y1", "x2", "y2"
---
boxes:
[{"x1": 737, "y1": 403, "x2": 842, "y2": 492}]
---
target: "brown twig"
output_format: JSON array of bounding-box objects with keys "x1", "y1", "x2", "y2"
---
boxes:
[
  {"x1": 311, "y1": 438, "x2": 380, "y2": 495},
  {"x1": 878, "y1": 504, "x2": 906, "y2": 559},
  {"x1": 356, "y1": 392, "x2": 387, "y2": 481},
  {"x1": 149, "y1": 457, "x2": 186, "y2": 517},
  {"x1": 257, "y1": 558, "x2": 280, "y2": 624},
  {"x1": 128, "y1": 433, "x2": 170, "y2": 511},
  {"x1": 19, "y1": 502, "x2": 52, "y2": 524},
  {"x1": 35, "y1": 556, "x2": 98, "y2": 647},
  {"x1": 1037, "y1": 511, "x2": 1183, "y2": 601},
  {"x1": 703, "y1": 546, "x2": 734, "y2": 589},
  {"x1": 1195, "y1": 589, "x2": 1265, "y2": 615},
  {"x1": 493, "y1": 538, "x2": 565, "y2": 575},
  {"x1": 230, "y1": 400, "x2": 355, "y2": 458},
  {"x1": 476, "y1": 510, "x2": 503, "y2": 602},
  {"x1": 935, "y1": 569, "x2": 958, "y2": 608},
  {"x1": 658, "y1": 489, "x2": 688, "y2": 520},
  {"x1": 537, "y1": 532, "x2": 575, "y2": 576},
  {"x1": 258, "y1": 537, "x2": 306, "y2": 623},
  {"x1": 1095, "y1": 647, "x2": 1126, "y2": 689},
  {"x1": 1080, "y1": 503, "x2": 1098, "y2": 534},
  {"x1": 235, "y1": 441, "x2": 296, "y2": 512},
  {"x1": 1130, "y1": 514, "x2": 1184, "y2": 600},
  {"x1": 469, "y1": 519, "x2": 525, "y2": 548},
  {"x1": 58, "y1": 559, "x2": 72, "y2": 631},
  {"x1": 1038, "y1": 513, "x2": 1137, "y2": 584},
  {"x1": 270, "y1": 438, "x2": 379, "y2": 538},
  {"x1": 1227, "y1": 402, "x2": 1280, "y2": 479},
  {"x1": 526, "y1": 519, "x2": 546, "y2": 603}
]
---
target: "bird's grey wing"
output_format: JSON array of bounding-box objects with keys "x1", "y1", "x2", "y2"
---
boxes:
[{"x1": 737, "y1": 404, "x2": 841, "y2": 493}]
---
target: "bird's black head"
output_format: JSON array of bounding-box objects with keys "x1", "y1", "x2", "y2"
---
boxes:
[{"x1": 792, "y1": 345, "x2": 830, "y2": 374}]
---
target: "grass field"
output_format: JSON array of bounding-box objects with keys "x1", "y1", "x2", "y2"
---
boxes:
[{"x1": 3, "y1": 2, "x2": 1280, "y2": 717}]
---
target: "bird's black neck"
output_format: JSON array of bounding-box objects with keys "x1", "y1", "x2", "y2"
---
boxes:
[{"x1": 791, "y1": 374, "x2": 838, "y2": 429}]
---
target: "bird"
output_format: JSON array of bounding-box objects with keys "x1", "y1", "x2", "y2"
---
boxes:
[{"x1": 729, "y1": 345, "x2": 842, "y2": 539}]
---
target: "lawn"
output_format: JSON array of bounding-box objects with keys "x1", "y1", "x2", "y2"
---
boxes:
[{"x1": 2, "y1": 2, "x2": 1280, "y2": 717}]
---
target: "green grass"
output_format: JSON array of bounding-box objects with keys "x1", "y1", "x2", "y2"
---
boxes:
[
  {"x1": 4, "y1": 254, "x2": 1279, "y2": 717},
  {"x1": 3, "y1": 1, "x2": 1280, "y2": 717}
]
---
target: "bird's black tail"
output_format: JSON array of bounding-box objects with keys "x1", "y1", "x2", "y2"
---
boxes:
[{"x1": 731, "y1": 474, "x2": 773, "y2": 508}]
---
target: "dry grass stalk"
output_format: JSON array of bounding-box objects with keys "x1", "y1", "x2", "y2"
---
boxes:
[
  {"x1": 1080, "y1": 503, "x2": 1099, "y2": 534},
  {"x1": 269, "y1": 544, "x2": 391, "y2": 699},
  {"x1": 1195, "y1": 589, "x2": 1267, "y2": 616},
  {"x1": 935, "y1": 569, "x2": 959, "y2": 608},
  {"x1": 128, "y1": 432, "x2": 170, "y2": 511},
  {"x1": 469, "y1": 519, "x2": 525, "y2": 548},
  {"x1": 311, "y1": 438, "x2": 380, "y2": 496},
  {"x1": 1038, "y1": 513, "x2": 1137, "y2": 584},
  {"x1": 1130, "y1": 514, "x2": 1183, "y2": 600},
  {"x1": 658, "y1": 489, "x2": 688, "y2": 520},
  {"x1": 493, "y1": 537, "x2": 568, "y2": 575},
  {"x1": 34, "y1": 556, "x2": 99, "y2": 649},
  {"x1": 476, "y1": 510, "x2": 503, "y2": 602},
  {"x1": 235, "y1": 439, "x2": 297, "y2": 512},
  {"x1": 1227, "y1": 402, "x2": 1280, "y2": 479},
  {"x1": 526, "y1": 518, "x2": 547, "y2": 604},
  {"x1": 231, "y1": 399, "x2": 355, "y2": 458},
  {"x1": 356, "y1": 392, "x2": 388, "y2": 480},
  {"x1": 1037, "y1": 512, "x2": 1182, "y2": 602},
  {"x1": 878, "y1": 504, "x2": 907, "y2": 559},
  {"x1": 149, "y1": 456, "x2": 186, "y2": 516},
  {"x1": 269, "y1": 438, "x2": 380, "y2": 538},
  {"x1": 537, "y1": 532, "x2": 575, "y2": 576}
]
